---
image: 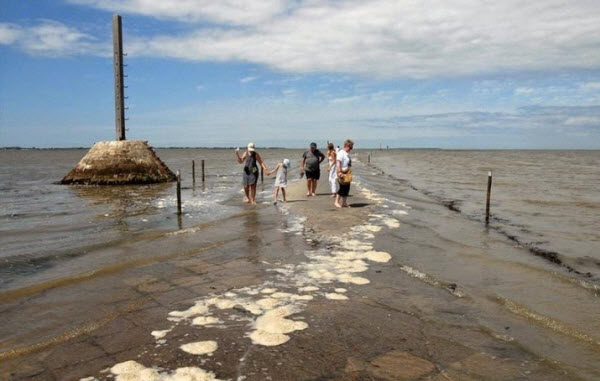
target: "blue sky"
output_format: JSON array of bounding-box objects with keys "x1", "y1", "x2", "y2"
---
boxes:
[{"x1": 1, "y1": 0, "x2": 600, "y2": 148}]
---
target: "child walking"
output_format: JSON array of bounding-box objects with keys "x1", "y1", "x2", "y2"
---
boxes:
[{"x1": 267, "y1": 158, "x2": 290, "y2": 205}]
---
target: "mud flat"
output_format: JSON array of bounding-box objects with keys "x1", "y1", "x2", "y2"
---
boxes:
[{"x1": 0, "y1": 166, "x2": 586, "y2": 380}]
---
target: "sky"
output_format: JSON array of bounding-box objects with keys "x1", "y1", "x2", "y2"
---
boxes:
[{"x1": 1, "y1": 0, "x2": 600, "y2": 149}]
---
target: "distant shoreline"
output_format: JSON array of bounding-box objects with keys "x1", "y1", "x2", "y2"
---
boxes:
[{"x1": 1, "y1": 146, "x2": 598, "y2": 151}]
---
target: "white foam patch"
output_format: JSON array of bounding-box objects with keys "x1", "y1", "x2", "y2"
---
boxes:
[
  {"x1": 151, "y1": 329, "x2": 171, "y2": 339},
  {"x1": 334, "y1": 288, "x2": 347, "y2": 293},
  {"x1": 325, "y1": 293, "x2": 349, "y2": 300},
  {"x1": 169, "y1": 302, "x2": 209, "y2": 319},
  {"x1": 291, "y1": 294, "x2": 313, "y2": 301},
  {"x1": 180, "y1": 341, "x2": 218, "y2": 355},
  {"x1": 249, "y1": 305, "x2": 308, "y2": 346},
  {"x1": 257, "y1": 298, "x2": 280, "y2": 309},
  {"x1": 110, "y1": 360, "x2": 222, "y2": 381},
  {"x1": 381, "y1": 217, "x2": 400, "y2": 228},
  {"x1": 361, "y1": 188, "x2": 386, "y2": 203},
  {"x1": 192, "y1": 316, "x2": 222, "y2": 326},
  {"x1": 362, "y1": 224, "x2": 382, "y2": 232},
  {"x1": 362, "y1": 250, "x2": 392, "y2": 263}
]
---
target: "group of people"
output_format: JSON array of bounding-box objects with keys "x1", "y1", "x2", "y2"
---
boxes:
[{"x1": 234, "y1": 139, "x2": 354, "y2": 208}]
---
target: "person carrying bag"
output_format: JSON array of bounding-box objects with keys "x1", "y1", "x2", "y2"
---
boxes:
[{"x1": 335, "y1": 139, "x2": 354, "y2": 208}]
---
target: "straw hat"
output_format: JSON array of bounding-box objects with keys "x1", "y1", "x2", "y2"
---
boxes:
[{"x1": 247, "y1": 142, "x2": 256, "y2": 152}]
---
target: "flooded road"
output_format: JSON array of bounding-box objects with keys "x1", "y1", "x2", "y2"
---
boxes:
[{"x1": 1, "y1": 148, "x2": 598, "y2": 380}]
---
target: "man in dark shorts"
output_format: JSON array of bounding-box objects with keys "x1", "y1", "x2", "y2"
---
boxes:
[{"x1": 301, "y1": 142, "x2": 325, "y2": 196}]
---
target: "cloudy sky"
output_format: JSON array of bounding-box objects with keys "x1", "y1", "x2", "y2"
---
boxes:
[{"x1": 1, "y1": 0, "x2": 599, "y2": 148}]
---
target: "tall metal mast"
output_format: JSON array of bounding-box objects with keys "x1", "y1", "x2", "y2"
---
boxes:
[{"x1": 112, "y1": 14, "x2": 126, "y2": 141}]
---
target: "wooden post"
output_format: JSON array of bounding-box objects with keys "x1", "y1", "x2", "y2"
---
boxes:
[
  {"x1": 201, "y1": 159, "x2": 205, "y2": 182},
  {"x1": 112, "y1": 14, "x2": 126, "y2": 141},
  {"x1": 176, "y1": 170, "x2": 182, "y2": 215},
  {"x1": 485, "y1": 171, "x2": 492, "y2": 225},
  {"x1": 260, "y1": 167, "x2": 264, "y2": 183},
  {"x1": 192, "y1": 160, "x2": 196, "y2": 184},
  {"x1": 368, "y1": 154, "x2": 371, "y2": 164}
]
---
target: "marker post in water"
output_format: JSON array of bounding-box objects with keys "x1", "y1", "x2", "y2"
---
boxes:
[
  {"x1": 485, "y1": 171, "x2": 492, "y2": 225},
  {"x1": 201, "y1": 159, "x2": 205, "y2": 183},
  {"x1": 192, "y1": 160, "x2": 196, "y2": 185},
  {"x1": 176, "y1": 170, "x2": 182, "y2": 215},
  {"x1": 261, "y1": 167, "x2": 264, "y2": 183},
  {"x1": 368, "y1": 153, "x2": 371, "y2": 164}
]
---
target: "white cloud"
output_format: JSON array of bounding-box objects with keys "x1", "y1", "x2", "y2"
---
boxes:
[
  {"x1": 240, "y1": 75, "x2": 259, "y2": 83},
  {"x1": 515, "y1": 87, "x2": 535, "y2": 94},
  {"x1": 564, "y1": 116, "x2": 599, "y2": 126},
  {"x1": 5, "y1": 1, "x2": 600, "y2": 79},
  {"x1": 107, "y1": 0, "x2": 600, "y2": 78},
  {"x1": 580, "y1": 82, "x2": 600, "y2": 90},
  {"x1": 370, "y1": 90, "x2": 399, "y2": 101},
  {"x1": 0, "y1": 21, "x2": 109, "y2": 57},
  {"x1": 0, "y1": 23, "x2": 22, "y2": 44},
  {"x1": 68, "y1": 0, "x2": 288, "y2": 26},
  {"x1": 330, "y1": 95, "x2": 361, "y2": 104}
]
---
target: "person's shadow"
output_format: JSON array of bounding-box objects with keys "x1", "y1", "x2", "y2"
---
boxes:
[{"x1": 348, "y1": 202, "x2": 370, "y2": 208}]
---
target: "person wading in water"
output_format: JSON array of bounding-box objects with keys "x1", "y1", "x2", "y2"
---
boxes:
[{"x1": 235, "y1": 142, "x2": 268, "y2": 205}]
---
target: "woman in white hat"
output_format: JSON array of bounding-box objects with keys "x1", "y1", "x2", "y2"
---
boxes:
[{"x1": 235, "y1": 142, "x2": 268, "y2": 204}]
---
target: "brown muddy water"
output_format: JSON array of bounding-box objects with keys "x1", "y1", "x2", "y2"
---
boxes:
[{"x1": 0, "y1": 148, "x2": 599, "y2": 380}]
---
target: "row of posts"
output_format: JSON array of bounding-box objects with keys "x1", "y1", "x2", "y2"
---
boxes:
[
  {"x1": 177, "y1": 157, "x2": 493, "y2": 225},
  {"x1": 364, "y1": 153, "x2": 493, "y2": 226},
  {"x1": 176, "y1": 160, "x2": 265, "y2": 215}
]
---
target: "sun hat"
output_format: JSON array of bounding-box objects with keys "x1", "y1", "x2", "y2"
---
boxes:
[
  {"x1": 283, "y1": 158, "x2": 290, "y2": 168},
  {"x1": 310, "y1": 142, "x2": 317, "y2": 148},
  {"x1": 247, "y1": 142, "x2": 256, "y2": 152}
]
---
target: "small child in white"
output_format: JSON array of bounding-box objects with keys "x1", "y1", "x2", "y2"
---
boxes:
[{"x1": 267, "y1": 158, "x2": 290, "y2": 205}]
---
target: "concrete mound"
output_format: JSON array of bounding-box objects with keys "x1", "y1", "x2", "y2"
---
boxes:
[{"x1": 61, "y1": 140, "x2": 176, "y2": 185}]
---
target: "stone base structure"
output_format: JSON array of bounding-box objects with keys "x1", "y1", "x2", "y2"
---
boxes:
[{"x1": 61, "y1": 140, "x2": 176, "y2": 185}]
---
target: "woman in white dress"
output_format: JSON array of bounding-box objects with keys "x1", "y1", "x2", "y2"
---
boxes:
[{"x1": 327, "y1": 143, "x2": 339, "y2": 197}]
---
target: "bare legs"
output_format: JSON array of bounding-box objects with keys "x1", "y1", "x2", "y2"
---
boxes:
[
  {"x1": 273, "y1": 187, "x2": 287, "y2": 204},
  {"x1": 306, "y1": 178, "x2": 318, "y2": 196},
  {"x1": 243, "y1": 185, "x2": 251, "y2": 203},
  {"x1": 335, "y1": 194, "x2": 348, "y2": 208},
  {"x1": 250, "y1": 184, "x2": 257, "y2": 204},
  {"x1": 334, "y1": 194, "x2": 342, "y2": 208}
]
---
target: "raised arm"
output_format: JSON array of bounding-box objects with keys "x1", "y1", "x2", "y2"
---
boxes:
[{"x1": 235, "y1": 149, "x2": 245, "y2": 164}]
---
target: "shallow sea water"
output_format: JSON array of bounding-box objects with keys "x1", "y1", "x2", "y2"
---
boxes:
[{"x1": 1, "y1": 148, "x2": 599, "y2": 380}]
